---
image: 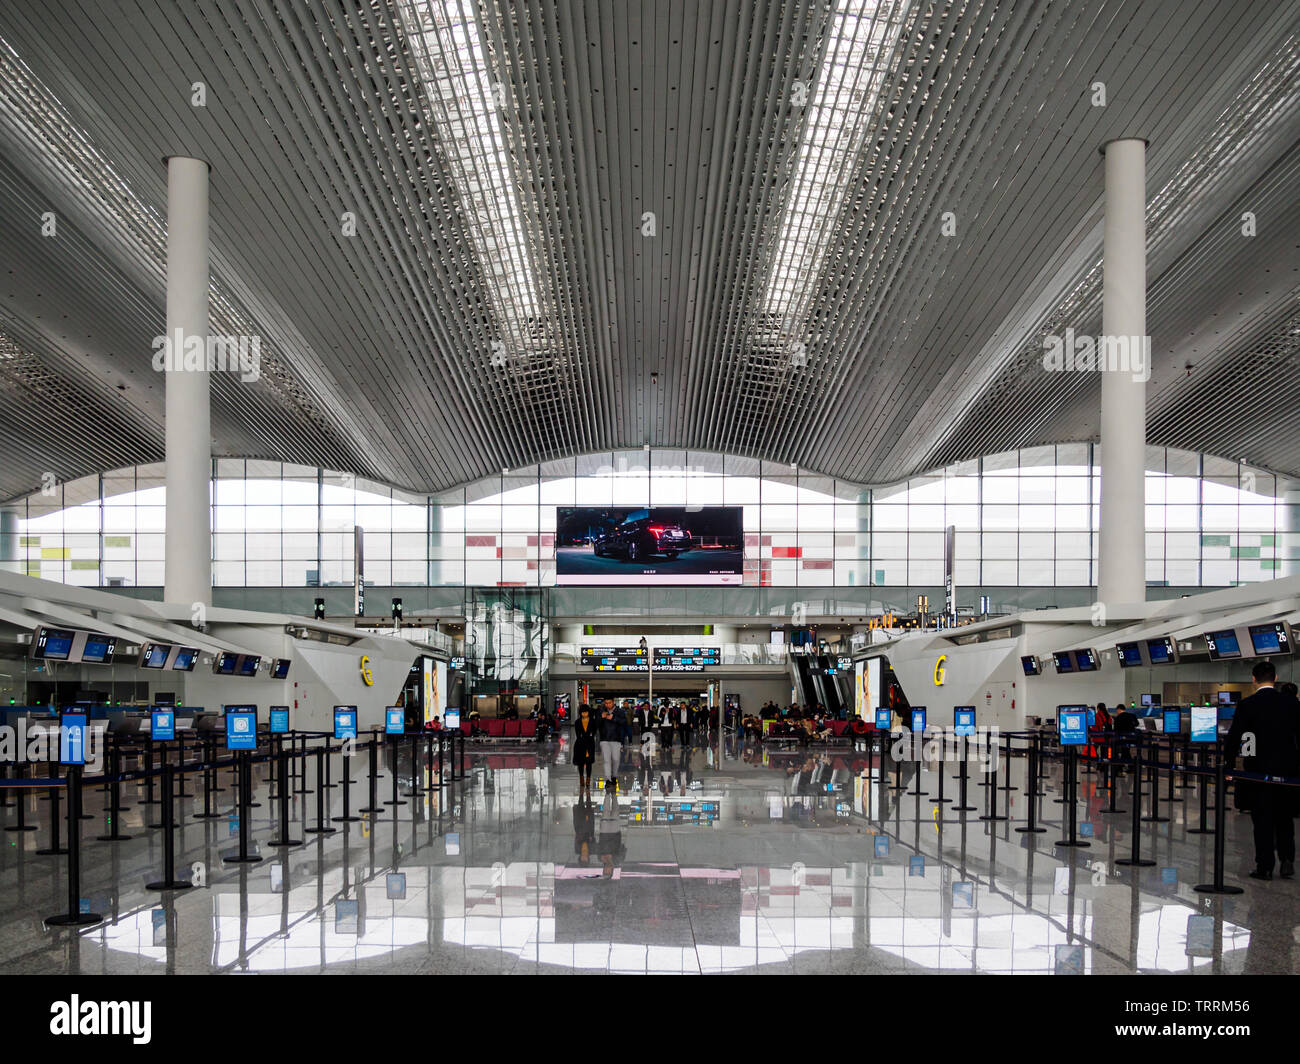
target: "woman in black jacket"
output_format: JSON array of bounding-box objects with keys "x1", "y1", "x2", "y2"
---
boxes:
[{"x1": 572, "y1": 704, "x2": 598, "y2": 794}]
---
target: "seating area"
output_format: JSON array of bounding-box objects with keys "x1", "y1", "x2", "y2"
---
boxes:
[{"x1": 469, "y1": 718, "x2": 538, "y2": 741}]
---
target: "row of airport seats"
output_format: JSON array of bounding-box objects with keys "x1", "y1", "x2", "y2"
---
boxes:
[{"x1": 469, "y1": 718, "x2": 538, "y2": 740}]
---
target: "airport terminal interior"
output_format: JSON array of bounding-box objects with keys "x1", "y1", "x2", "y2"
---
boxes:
[{"x1": 0, "y1": 0, "x2": 1298, "y2": 982}]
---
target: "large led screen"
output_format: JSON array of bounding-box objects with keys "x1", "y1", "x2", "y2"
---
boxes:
[{"x1": 556, "y1": 506, "x2": 743, "y2": 584}]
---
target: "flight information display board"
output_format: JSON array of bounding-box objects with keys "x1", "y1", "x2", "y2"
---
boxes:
[
  {"x1": 580, "y1": 647, "x2": 721, "y2": 671},
  {"x1": 652, "y1": 647, "x2": 720, "y2": 671},
  {"x1": 580, "y1": 647, "x2": 648, "y2": 671}
]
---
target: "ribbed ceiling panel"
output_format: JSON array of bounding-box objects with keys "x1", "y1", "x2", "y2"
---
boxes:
[{"x1": 0, "y1": 0, "x2": 1295, "y2": 502}]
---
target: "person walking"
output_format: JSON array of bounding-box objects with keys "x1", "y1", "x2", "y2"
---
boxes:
[
  {"x1": 1226, "y1": 661, "x2": 1300, "y2": 880},
  {"x1": 677, "y1": 701, "x2": 693, "y2": 749},
  {"x1": 598, "y1": 697, "x2": 623, "y2": 788},
  {"x1": 572, "y1": 703, "x2": 598, "y2": 794}
]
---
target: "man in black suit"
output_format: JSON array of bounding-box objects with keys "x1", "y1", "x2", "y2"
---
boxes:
[{"x1": 1225, "y1": 660, "x2": 1300, "y2": 880}]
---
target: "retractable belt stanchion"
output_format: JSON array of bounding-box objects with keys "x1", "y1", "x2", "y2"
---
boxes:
[
  {"x1": 998, "y1": 732, "x2": 1017, "y2": 792},
  {"x1": 269, "y1": 747, "x2": 302, "y2": 847},
  {"x1": 298, "y1": 735, "x2": 311, "y2": 796},
  {"x1": 1102, "y1": 733, "x2": 1126, "y2": 815},
  {"x1": 410, "y1": 733, "x2": 426, "y2": 797},
  {"x1": 1164, "y1": 737, "x2": 1183, "y2": 805},
  {"x1": 1116, "y1": 733, "x2": 1156, "y2": 868},
  {"x1": 1188, "y1": 746, "x2": 1213, "y2": 835},
  {"x1": 1142, "y1": 736, "x2": 1170, "y2": 824},
  {"x1": 5, "y1": 762, "x2": 36, "y2": 833},
  {"x1": 193, "y1": 738, "x2": 221, "y2": 820},
  {"x1": 979, "y1": 743, "x2": 1006, "y2": 822},
  {"x1": 890, "y1": 733, "x2": 904, "y2": 792},
  {"x1": 360, "y1": 736, "x2": 382, "y2": 814},
  {"x1": 176, "y1": 734, "x2": 193, "y2": 798},
  {"x1": 385, "y1": 734, "x2": 407, "y2": 807},
  {"x1": 1055, "y1": 745, "x2": 1088, "y2": 847},
  {"x1": 908, "y1": 730, "x2": 927, "y2": 798},
  {"x1": 0, "y1": 761, "x2": 11, "y2": 808},
  {"x1": 305, "y1": 745, "x2": 337, "y2": 835},
  {"x1": 936, "y1": 733, "x2": 951, "y2": 805},
  {"x1": 224, "y1": 750, "x2": 263, "y2": 864},
  {"x1": 333, "y1": 740, "x2": 361, "y2": 823},
  {"x1": 147, "y1": 762, "x2": 193, "y2": 890},
  {"x1": 97, "y1": 744, "x2": 133, "y2": 841},
  {"x1": 36, "y1": 767, "x2": 68, "y2": 856},
  {"x1": 45, "y1": 767, "x2": 101, "y2": 927},
  {"x1": 954, "y1": 736, "x2": 976, "y2": 812},
  {"x1": 460, "y1": 731, "x2": 467, "y2": 778},
  {"x1": 1016, "y1": 734, "x2": 1046, "y2": 834},
  {"x1": 1195, "y1": 742, "x2": 1243, "y2": 895}
]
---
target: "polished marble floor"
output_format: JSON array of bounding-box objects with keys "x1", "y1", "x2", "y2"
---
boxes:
[{"x1": 0, "y1": 730, "x2": 1292, "y2": 974}]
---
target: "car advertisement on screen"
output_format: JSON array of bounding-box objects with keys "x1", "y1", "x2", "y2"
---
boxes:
[{"x1": 555, "y1": 506, "x2": 743, "y2": 584}]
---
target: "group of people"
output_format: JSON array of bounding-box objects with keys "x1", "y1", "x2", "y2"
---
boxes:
[
  {"x1": 733, "y1": 702, "x2": 847, "y2": 745},
  {"x1": 570, "y1": 696, "x2": 706, "y2": 795}
]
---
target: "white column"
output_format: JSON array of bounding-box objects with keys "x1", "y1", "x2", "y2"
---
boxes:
[
  {"x1": 1097, "y1": 138, "x2": 1147, "y2": 607},
  {"x1": 163, "y1": 156, "x2": 212, "y2": 607}
]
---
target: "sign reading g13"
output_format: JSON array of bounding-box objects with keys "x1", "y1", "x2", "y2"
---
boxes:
[
  {"x1": 360, "y1": 655, "x2": 375, "y2": 686},
  {"x1": 934, "y1": 655, "x2": 946, "y2": 686}
]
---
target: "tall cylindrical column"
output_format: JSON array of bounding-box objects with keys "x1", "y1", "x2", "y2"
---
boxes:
[
  {"x1": 163, "y1": 156, "x2": 212, "y2": 607},
  {"x1": 1097, "y1": 138, "x2": 1147, "y2": 607}
]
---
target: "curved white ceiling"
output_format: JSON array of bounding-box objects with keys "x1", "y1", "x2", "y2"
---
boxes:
[{"x1": 0, "y1": 0, "x2": 1297, "y2": 503}]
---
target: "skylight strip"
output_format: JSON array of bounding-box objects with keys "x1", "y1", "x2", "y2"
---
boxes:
[
  {"x1": 760, "y1": 0, "x2": 909, "y2": 327},
  {"x1": 398, "y1": 0, "x2": 543, "y2": 352}
]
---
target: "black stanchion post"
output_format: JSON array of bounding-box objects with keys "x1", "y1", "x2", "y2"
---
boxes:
[
  {"x1": 147, "y1": 762, "x2": 193, "y2": 890},
  {"x1": 385, "y1": 735, "x2": 407, "y2": 807},
  {"x1": 936, "y1": 732, "x2": 951, "y2": 805},
  {"x1": 306, "y1": 745, "x2": 338, "y2": 835},
  {"x1": 1016, "y1": 735, "x2": 1046, "y2": 834},
  {"x1": 1164, "y1": 737, "x2": 1183, "y2": 805},
  {"x1": 176, "y1": 735, "x2": 193, "y2": 797},
  {"x1": 978, "y1": 743, "x2": 1006, "y2": 822},
  {"x1": 269, "y1": 748, "x2": 303, "y2": 847},
  {"x1": 45, "y1": 767, "x2": 102, "y2": 927},
  {"x1": 360, "y1": 736, "x2": 381, "y2": 814},
  {"x1": 1142, "y1": 735, "x2": 1170, "y2": 824},
  {"x1": 410, "y1": 733, "x2": 426, "y2": 797},
  {"x1": 223, "y1": 751, "x2": 263, "y2": 864},
  {"x1": 36, "y1": 767, "x2": 67, "y2": 856},
  {"x1": 953, "y1": 736, "x2": 976, "y2": 812},
  {"x1": 1188, "y1": 746, "x2": 1212, "y2": 835},
  {"x1": 144, "y1": 736, "x2": 157, "y2": 805},
  {"x1": 998, "y1": 732, "x2": 1017, "y2": 792},
  {"x1": 193, "y1": 739, "x2": 221, "y2": 820},
  {"x1": 97, "y1": 745, "x2": 134, "y2": 841},
  {"x1": 1102, "y1": 734, "x2": 1125, "y2": 815},
  {"x1": 1195, "y1": 742, "x2": 1244, "y2": 895},
  {"x1": 1055, "y1": 746, "x2": 1089, "y2": 847},
  {"x1": 1116, "y1": 733, "x2": 1156, "y2": 868},
  {"x1": 333, "y1": 741, "x2": 360, "y2": 823},
  {"x1": 6, "y1": 762, "x2": 36, "y2": 833}
]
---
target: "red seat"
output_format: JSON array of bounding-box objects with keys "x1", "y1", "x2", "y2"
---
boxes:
[
  {"x1": 503, "y1": 720, "x2": 521, "y2": 738},
  {"x1": 486, "y1": 719, "x2": 506, "y2": 738},
  {"x1": 519, "y1": 720, "x2": 536, "y2": 738},
  {"x1": 830, "y1": 721, "x2": 849, "y2": 737}
]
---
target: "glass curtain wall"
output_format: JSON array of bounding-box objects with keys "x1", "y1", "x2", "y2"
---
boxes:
[{"x1": 2, "y1": 446, "x2": 1291, "y2": 590}]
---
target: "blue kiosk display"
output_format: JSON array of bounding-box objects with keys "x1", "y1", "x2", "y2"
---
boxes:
[
  {"x1": 385, "y1": 707, "x2": 405, "y2": 735},
  {"x1": 151, "y1": 709, "x2": 175, "y2": 741},
  {"x1": 334, "y1": 706, "x2": 359, "y2": 740},
  {"x1": 1057, "y1": 707, "x2": 1088, "y2": 746},
  {"x1": 1162, "y1": 708, "x2": 1182, "y2": 735},
  {"x1": 225, "y1": 707, "x2": 258, "y2": 751},
  {"x1": 910, "y1": 707, "x2": 927, "y2": 733},
  {"x1": 59, "y1": 712, "x2": 88, "y2": 765},
  {"x1": 269, "y1": 706, "x2": 290, "y2": 734},
  {"x1": 1190, "y1": 705, "x2": 1218, "y2": 743},
  {"x1": 875, "y1": 709, "x2": 892, "y2": 731},
  {"x1": 954, "y1": 707, "x2": 976, "y2": 736}
]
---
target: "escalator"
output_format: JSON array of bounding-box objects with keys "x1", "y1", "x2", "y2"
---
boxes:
[
  {"x1": 789, "y1": 652, "x2": 816, "y2": 707},
  {"x1": 817, "y1": 656, "x2": 844, "y2": 716}
]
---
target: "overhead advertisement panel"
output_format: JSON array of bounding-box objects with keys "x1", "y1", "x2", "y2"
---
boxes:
[{"x1": 556, "y1": 506, "x2": 743, "y2": 585}]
